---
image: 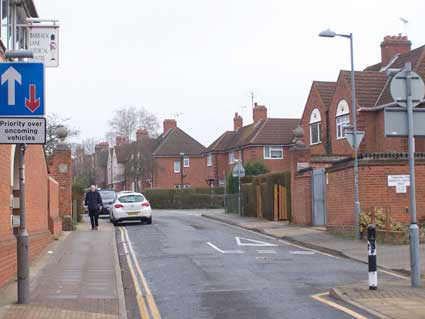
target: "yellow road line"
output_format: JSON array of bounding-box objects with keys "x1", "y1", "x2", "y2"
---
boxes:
[
  {"x1": 123, "y1": 227, "x2": 162, "y2": 319},
  {"x1": 119, "y1": 227, "x2": 150, "y2": 319},
  {"x1": 311, "y1": 292, "x2": 368, "y2": 319}
]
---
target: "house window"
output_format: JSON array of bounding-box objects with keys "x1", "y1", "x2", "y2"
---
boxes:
[
  {"x1": 264, "y1": 146, "x2": 283, "y2": 159},
  {"x1": 336, "y1": 99, "x2": 350, "y2": 140},
  {"x1": 309, "y1": 108, "x2": 322, "y2": 145},
  {"x1": 175, "y1": 184, "x2": 181, "y2": 189},
  {"x1": 207, "y1": 154, "x2": 212, "y2": 167},
  {"x1": 174, "y1": 160, "x2": 180, "y2": 173},
  {"x1": 183, "y1": 184, "x2": 191, "y2": 189},
  {"x1": 229, "y1": 151, "x2": 235, "y2": 164},
  {"x1": 183, "y1": 156, "x2": 190, "y2": 167}
]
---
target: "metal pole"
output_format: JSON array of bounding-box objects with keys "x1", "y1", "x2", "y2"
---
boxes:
[
  {"x1": 238, "y1": 162, "x2": 241, "y2": 216},
  {"x1": 180, "y1": 155, "x2": 184, "y2": 188},
  {"x1": 405, "y1": 62, "x2": 421, "y2": 287},
  {"x1": 17, "y1": 143, "x2": 29, "y2": 304},
  {"x1": 349, "y1": 34, "x2": 361, "y2": 240},
  {"x1": 223, "y1": 170, "x2": 227, "y2": 213}
]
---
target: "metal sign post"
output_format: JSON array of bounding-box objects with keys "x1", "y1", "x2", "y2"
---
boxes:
[
  {"x1": 388, "y1": 62, "x2": 425, "y2": 288},
  {"x1": 232, "y1": 160, "x2": 245, "y2": 216}
]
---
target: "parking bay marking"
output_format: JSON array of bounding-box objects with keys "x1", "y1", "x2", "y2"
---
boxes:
[
  {"x1": 207, "y1": 242, "x2": 244, "y2": 254},
  {"x1": 235, "y1": 236, "x2": 277, "y2": 247}
]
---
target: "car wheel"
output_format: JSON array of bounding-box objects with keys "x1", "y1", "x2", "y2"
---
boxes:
[
  {"x1": 113, "y1": 219, "x2": 119, "y2": 226},
  {"x1": 146, "y1": 217, "x2": 152, "y2": 225}
]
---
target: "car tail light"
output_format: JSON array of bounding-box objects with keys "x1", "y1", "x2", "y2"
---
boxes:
[
  {"x1": 141, "y1": 202, "x2": 150, "y2": 207},
  {"x1": 114, "y1": 204, "x2": 124, "y2": 209}
]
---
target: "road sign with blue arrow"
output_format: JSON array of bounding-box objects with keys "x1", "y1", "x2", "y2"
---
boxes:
[{"x1": 0, "y1": 62, "x2": 44, "y2": 116}]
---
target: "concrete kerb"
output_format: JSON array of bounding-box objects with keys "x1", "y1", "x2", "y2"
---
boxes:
[
  {"x1": 329, "y1": 287, "x2": 391, "y2": 319},
  {"x1": 112, "y1": 225, "x2": 127, "y2": 319}
]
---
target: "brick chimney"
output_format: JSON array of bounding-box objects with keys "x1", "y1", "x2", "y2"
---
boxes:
[
  {"x1": 253, "y1": 103, "x2": 267, "y2": 123},
  {"x1": 381, "y1": 35, "x2": 411, "y2": 67},
  {"x1": 136, "y1": 128, "x2": 149, "y2": 142},
  {"x1": 116, "y1": 136, "x2": 125, "y2": 146},
  {"x1": 163, "y1": 119, "x2": 177, "y2": 134},
  {"x1": 95, "y1": 142, "x2": 109, "y2": 152},
  {"x1": 233, "y1": 112, "x2": 243, "y2": 131}
]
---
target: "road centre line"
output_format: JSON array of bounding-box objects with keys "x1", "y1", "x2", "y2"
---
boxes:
[
  {"x1": 312, "y1": 292, "x2": 368, "y2": 319},
  {"x1": 119, "y1": 227, "x2": 150, "y2": 319},
  {"x1": 207, "y1": 242, "x2": 244, "y2": 254},
  {"x1": 122, "y1": 227, "x2": 162, "y2": 319}
]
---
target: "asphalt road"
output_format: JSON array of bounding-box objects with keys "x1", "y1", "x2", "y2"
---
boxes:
[{"x1": 115, "y1": 210, "x2": 390, "y2": 319}]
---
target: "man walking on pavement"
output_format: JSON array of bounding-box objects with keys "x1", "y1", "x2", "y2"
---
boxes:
[{"x1": 85, "y1": 185, "x2": 103, "y2": 230}]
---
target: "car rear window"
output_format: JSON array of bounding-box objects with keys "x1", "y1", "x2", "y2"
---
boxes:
[
  {"x1": 118, "y1": 195, "x2": 145, "y2": 203},
  {"x1": 99, "y1": 191, "x2": 116, "y2": 200}
]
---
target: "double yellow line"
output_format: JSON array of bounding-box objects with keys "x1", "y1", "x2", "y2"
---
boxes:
[{"x1": 119, "y1": 227, "x2": 161, "y2": 319}]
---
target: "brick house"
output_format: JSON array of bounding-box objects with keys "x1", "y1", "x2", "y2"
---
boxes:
[
  {"x1": 152, "y1": 120, "x2": 206, "y2": 189},
  {"x1": 205, "y1": 103, "x2": 300, "y2": 186},
  {"x1": 292, "y1": 35, "x2": 425, "y2": 231}
]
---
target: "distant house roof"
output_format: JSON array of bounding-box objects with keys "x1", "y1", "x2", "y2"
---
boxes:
[
  {"x1": 153, "y1": 127, "x2": 205, "y2": 157},
  {"x1": 206, "y1": 118, "x2": 300, "y2": 153},
  {"x1": 314, "y1": 81, "x2": 336, "y2": 110},
  {"x1": 115, "y1": 138, "x2": 159, "y2": 163}
]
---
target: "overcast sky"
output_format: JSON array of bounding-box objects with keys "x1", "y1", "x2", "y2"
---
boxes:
[{"x1": 36, "y1": 0, "x2": 425, "y2": 147}]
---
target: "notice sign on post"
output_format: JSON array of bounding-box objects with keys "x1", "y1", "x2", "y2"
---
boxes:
[
  {"x1": 0, "y1": 118, "x2": 46, "y2": 144},
  {"x1": 388, "y1": 175, "x2": 410, "y2": 193},
  {"x1": 28, "y1": 27, "x2": 59, "y2": 68}
]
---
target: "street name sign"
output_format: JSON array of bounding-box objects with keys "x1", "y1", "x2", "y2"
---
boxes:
[
  {"x1": 0, "y1": 63, "x2": 45, "y2": 116},
  {"x1": 384, "y1": 108, "x2": 425, "y2": 137},
  {"x1": 28, "y1": 26, "x2": 59, "y2": 68},
  {"x1": 0, "y1": 118, "x2": 46, "y2": 144},
  {"x1": 388, "y1": 175, "x2": 410, "y2": 194}
]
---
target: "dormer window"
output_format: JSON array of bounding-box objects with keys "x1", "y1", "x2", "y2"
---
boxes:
[
  {"x1": 336, "y1": 99, "x2": 350, "y2": 139},
  {"x1": 309, "y1": 108, "x2": 322, "y2": 145}
]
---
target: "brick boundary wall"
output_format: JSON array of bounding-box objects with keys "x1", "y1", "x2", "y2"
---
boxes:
[
  {"x1": 292, "y1": 170, "x2": 312, "y2": 225},
  {"x1": 48, "y1": 177, "x2": 62, "y2": 237},
  {"x1": 326, "y1": 157, "x2": 425, "y2": 233}
]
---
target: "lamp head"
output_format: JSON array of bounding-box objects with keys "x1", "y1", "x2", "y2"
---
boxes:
[{"x1": 319, "y1": 28, "x2": 336, "y2": 38}]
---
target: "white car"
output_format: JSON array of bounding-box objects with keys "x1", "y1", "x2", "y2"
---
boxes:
[{"x1": 109, "y1": 192, "x2": 152, "y2": 226}]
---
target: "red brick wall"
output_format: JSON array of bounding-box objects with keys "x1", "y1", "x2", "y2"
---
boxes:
[
  {"x1": 0, "y1": 145, "x2": 53, "y2": 288},
  {"x1": 292, "y1": 171, "x2": 312, "y2": 225},
  {"x1": 48, "y1": 148, "x2": 72, "y2": 218},
  {"x1": 242, "y1": 146, "x2": 291, "y2": 173},
  {"x1": 326, "y1": 160, "x2": 425, "y2": 231},
  {"x1": 154, "y1": 156, "x2": 208, "y2": 189},
  {"x1": 48, "y1": 177, "x2": 62, "y2": 237}
]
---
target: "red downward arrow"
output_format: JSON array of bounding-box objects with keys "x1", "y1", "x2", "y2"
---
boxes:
[{"x1": 25, "y1": 84, "x2": 41, "y2": 112}]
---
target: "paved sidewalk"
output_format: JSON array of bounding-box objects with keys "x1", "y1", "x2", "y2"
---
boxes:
[
  {"x1": 0, "y1": 216, "x2": 126, "y2": 319},
  {"x1": 202, "y1": 210, "x2": 425, "y2": 275},
  {"x1": 331, "y1": 280, "x2": 425, "y2": 319}
]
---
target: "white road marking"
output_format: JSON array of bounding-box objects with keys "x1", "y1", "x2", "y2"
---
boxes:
[
  {"x1": 290, "y1": 250, "x2": 316, "y2": 255},
  {"x1": 207, "y1": 242, "x2": 245, "y2": 254},
  {"x1": 236, "y1": 236, "x2": 277, "y2": 247},
  {"x1": 257, "y1": 250, "x2": 277, "y2": 254}
]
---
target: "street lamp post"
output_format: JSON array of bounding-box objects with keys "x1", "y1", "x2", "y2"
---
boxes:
[
  {"x1": 319, "y1": 29, "x2": 362, "y2": 239},
  {"x1": 179, "y1": 152, "x2": 184, "y2": 189}
]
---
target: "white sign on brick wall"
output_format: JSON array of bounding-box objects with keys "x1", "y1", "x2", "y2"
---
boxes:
[{"x1": 388, "y1": 175, "x2": 410, "y2": 193}]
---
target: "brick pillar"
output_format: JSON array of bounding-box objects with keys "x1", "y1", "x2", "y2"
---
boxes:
[{"x1": 48, "y1": 146, "x2": 72, "y2": 230}]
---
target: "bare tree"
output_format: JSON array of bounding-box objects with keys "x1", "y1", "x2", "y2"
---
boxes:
[
  {"x1": 123, "y1": 142, "x2": 156, "y2": 191},
  {"x1": 107, "y1": 106, "x2": 160, "y2": 143},
  {"x1": 45, "y1": 113, "x2": 79, "y2": 156},
  {"x1": 80, "y1": 138, "x2": 99, "y2": 155}
]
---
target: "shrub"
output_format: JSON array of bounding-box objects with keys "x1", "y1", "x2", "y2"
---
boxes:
[{"x1": 244, "y1": 161, "x2": 269, "y2": 176}]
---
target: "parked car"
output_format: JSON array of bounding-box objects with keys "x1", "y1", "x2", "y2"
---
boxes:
[
  {"x1": 98, "y1": 189, "x2": 117, "y2": 216},
  {"x1": 109, "y1": 192, "x2": 152, "y2": 226}
]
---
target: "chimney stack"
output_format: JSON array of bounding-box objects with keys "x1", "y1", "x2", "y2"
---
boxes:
[
  {"x1": 253, "y1": 102, "x2": 267, "y2": 123},
  {"x1": 115, "y1": 136, "x2": 125, "y2": 146},
  {"x1": 163, "y1": 119, "x2": 177, "y2": 134},
  {"x1": 136, "y1": 128, "x2": 149, "y2": 142},
  {"x1": 381, "y1": 35, "x2": 411, "y2": 67},
  {"x1": 233, "y1": 112, "x2": 243, "y2": 131}
]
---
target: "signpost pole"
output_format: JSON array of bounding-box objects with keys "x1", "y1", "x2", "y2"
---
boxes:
[
  {"x1": 17, "y1": 143, "x2": 29, "y2": 303},
  {"x1": 238, "y1": 161, "x2": 241, "y2": 216},
  {"x1": 405, "y1": 62, "x2": 421, "y2": 287}
]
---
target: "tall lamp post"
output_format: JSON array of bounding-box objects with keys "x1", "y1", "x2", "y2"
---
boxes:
[
  {"x1": 319, "y1": 29, "x2": 362, "y2": 239},
  {"x1": 179, "y1": 152, "x2": 184, "y2": 189}
]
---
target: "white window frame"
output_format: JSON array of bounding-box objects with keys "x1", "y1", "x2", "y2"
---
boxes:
[
  {"x1": 335, "y1": 99, "x2": 350, "y2": 140},
  {"x1": 263, "y1": 146, "x2": 283, "y2": 159},
  {"x1": 173, "y1": 160, "x2": 180, "y2": 173},
  {"x1": 175, "y1": 184, "x2": 181, "y2": 189},
  {"x1": 229, "y1": 151, "x2": 235, "y2": 164},
  {"x1": 336, "y1": 114, "x2": 350, "y2": 140},
  {"x1": 309, "y1": 108, "x2": 322, "y2": 145},
  {"x1": 183, "y1": 156, "x2": 190, "y2": 167},
  {"x1": 207, "y1": 153, "x2": 212, "y2": 167},
  {"x1": 183, "y1": 184, "x2": 191, "y2": 189}
]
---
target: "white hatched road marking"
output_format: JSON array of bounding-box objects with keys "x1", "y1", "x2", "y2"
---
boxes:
[
  {"x1": 207, "y1": 242, "x2": 244, "y2": 254},
  {"x1": 235, "y1": 236, "x2": 277, "y2": 247}
]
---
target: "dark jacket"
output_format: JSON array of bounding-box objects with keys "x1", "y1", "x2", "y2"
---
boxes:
[{"x1": 85, "y1": 191, "x2": 103, "y2": 211}]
